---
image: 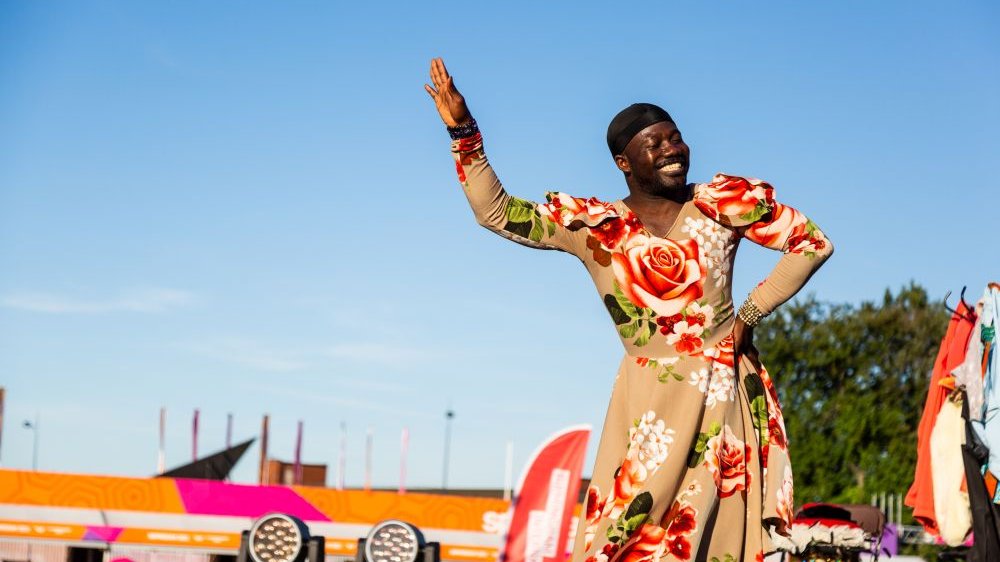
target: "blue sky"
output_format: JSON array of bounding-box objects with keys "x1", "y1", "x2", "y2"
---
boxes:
[{"x1": 1, "y1": 1, "x2": 998, "y2": 489}]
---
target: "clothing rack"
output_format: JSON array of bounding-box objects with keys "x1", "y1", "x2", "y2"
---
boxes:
[{"x1": 943, "y1": 286, "x2": 976, "y2": 322}]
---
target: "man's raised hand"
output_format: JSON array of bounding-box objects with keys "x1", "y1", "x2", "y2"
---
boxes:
[{"x1": 424, "y1": 57, "x2": 472, "y2": 127}]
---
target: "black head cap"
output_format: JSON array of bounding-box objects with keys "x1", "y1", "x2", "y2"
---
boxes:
[{"x1": 606, "y1": 103, "x2": 674, "y2": 156}]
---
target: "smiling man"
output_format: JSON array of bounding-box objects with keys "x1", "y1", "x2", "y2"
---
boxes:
[{"x1": 425, "y1": 58, "x2": 832, "y2": 562}]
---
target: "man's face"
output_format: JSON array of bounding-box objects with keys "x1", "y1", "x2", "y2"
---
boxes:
[{"x1": 618, "y1": 121, "x2": 690, "y2": 192}]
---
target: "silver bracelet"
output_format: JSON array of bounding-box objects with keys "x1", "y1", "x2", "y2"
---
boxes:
[{"x1": 737, "y1": 296, "x2": 767, "y2": 327}]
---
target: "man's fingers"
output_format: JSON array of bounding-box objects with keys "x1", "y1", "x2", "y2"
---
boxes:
[
  {"x1": 431, "y1": 58, "x2": 446, "y2": 88},
  {"x1": 438, "y1": 58, "x2": 451, "y2": 80},
  {"x1": 429, "y1": 59, "x2": 442, "y2": 88},
  {"x1": 424, "y1": 83, "x2": 438, "y2": 98}
]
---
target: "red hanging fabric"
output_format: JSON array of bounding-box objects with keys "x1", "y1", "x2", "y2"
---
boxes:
[{"x1": 905, "y1": 301, "x2": 976, "y2": 535}]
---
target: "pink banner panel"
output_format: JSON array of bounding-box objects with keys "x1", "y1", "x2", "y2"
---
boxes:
[{"x1": 173, "y1": 479, "x2": 330, "y2": 521}]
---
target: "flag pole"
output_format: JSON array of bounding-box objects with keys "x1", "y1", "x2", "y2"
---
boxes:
[
  {"x1": 399, "y1": 427, "x2": 409, "y2": 494},
  {"x1": 259, "y1": 414, "x2": 269, "y2": 484},
  {"x1": 293, "y1": 420, "x2": 304, "y2": 485},
  {"x1": 364, "y1": 426, "x2": 373, "y2": 492},
  {"x1": 157, "y1": 407, "x2": 166, "y2": 474},
  {"x1": 192, "y1": 408, "x2": 199, "y2": 461}
]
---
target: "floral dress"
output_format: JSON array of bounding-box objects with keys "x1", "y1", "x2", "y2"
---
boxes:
[{"x1": 450, "y1": 130, "x2": 833, "y2": 562}]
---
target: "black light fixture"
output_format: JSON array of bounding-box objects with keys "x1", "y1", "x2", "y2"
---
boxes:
[
  {"x1": 356, "y1": 520, "x2": 439, "y2": 562},
  {"x1": 238, "y1": 514, "x2": 324, "y2": 562}
]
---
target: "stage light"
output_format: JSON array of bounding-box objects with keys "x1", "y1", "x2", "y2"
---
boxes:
[
  {"x1": 357, "y1": 520, "x2": 438, "y2": 562},
  {"x1": 239, "y1": 514, "x2": 324, "y2": 562},
  {"x1": 249, "y1": 514, "x2": 309, "y2": 562}
]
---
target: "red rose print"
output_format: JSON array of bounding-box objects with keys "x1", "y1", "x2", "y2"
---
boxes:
[
  {"x1": 656, "y1": 313, "x2": 684, "y2": 335},
  {"x1": 539, "y1": 193, "x2": 619, "y2": 231},
  {"x1": 612, "y1": 457, "x2": 648, "y2": 509},
  {"x1": 665, "y1": 535, "x2": 692, "y2": 560},
  {"x1": 768, "y1": 416, "x2": 787, "y2": 449},
  {"x1": 612, "y1": 235, "x2": 706, "y2": 317},
  {"x1": 696, "y1": 174, "x2": 774, "y2": 225},
  {"x1": 704, "y1": 425, "x2": 751, "y2": 498},
  {"x1": 615, "y1": 524, "x2": 667, "y2": 562},
  {"x1": 775, "y1": 466, "x2": 795, "y2": 527},
  {"x1": 672, "y1": 332, "x2": 703, "y2": 354},
  {"x1": 784, "y1": 221, "x2": 830, "y2": 255},
  {"x1": 585, "y1": 485, "x2": 605, "y2": 524},
  {"x1": 665, "y1": 503, "x2": 698, "y2": 537},
  {"x1": 452, "y1": 133, "x2": 485, "y2": 184},
  {"x1": 590, "y1": 212, "x2": 642, "y2": 250},
  {"x1": 744, "y1": 202, "x2": 804, "y2": 248},
  {"x1": 705, "y1": 334, "x2": 735, "y2": 368}
]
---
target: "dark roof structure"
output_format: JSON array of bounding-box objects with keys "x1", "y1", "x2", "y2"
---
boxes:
[{"x1": 156, "y1": 438, "x2": 254, "y2": 480}]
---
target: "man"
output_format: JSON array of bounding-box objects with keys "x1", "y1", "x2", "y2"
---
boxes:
[{"x1": 426, "y1": 57, "x2": 831, "y2": 561}]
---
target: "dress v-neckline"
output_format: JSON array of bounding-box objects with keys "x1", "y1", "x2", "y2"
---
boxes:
[{"x1": 616, "y1": 186, "x2": 695, "y2": 240}]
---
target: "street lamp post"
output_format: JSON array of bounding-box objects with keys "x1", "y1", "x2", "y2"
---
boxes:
[
  {"x1": 22, "y1": 413, "x2": 39, "y2": 471},
  {"x1": 442, "y1": 408, "x2": 454, "y2": 489}
]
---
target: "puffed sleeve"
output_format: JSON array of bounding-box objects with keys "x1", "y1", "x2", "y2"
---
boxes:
[
  {"x1": 451, "y1": 127, "x2": 606, "y2": 258},
  {"x1": 694, "y1": 174, "x2": 834, "y2": 314}
]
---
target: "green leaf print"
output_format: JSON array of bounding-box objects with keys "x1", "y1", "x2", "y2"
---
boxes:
[
  {"x1": 606, "y1": 526, "x2": 621, "y2": 543},
  {"x1": 503, "y1": 219, "x2": 533, "y2": 239},
  {"x1": 710, "y1": 555, "x2": 737, "y2": 562},
  {"x1": 609, "y1": 491, "x2": 654, "y2": 542},
  {"x1": 656, "y1": 364, "x2": 683, "y2": 383},
  {"x1": 708, "y1": 421, "x2": 722, "y2": 437},
  {"x1": 623, "y1": 491, "x2": 653, "y2": 521},
  {"x1": 687, "y1": 445, "x2": 704, "y2": 469},
  {"x1": 604, "y1": 295, "x2": 631, "y2": 325},
  {"x1": 546, "y1": 218, "x2": 556, "y2": 237},
  {"x1": 750, "y1": 395, "x2": 769, "y2": 448},
  {"x1": 528, "y1": 218, "x2": 544, "y2": 242},
  {"x1": 633, "y1": 321, "x2": 653, "y2": 347},
  {"x1": 623, "y1": 513, "x2": 648, "y2": 533},
  {"x1": 618, "y1": 321, "x2": 639, "y2": 339},
  {"x1": 687, "y1": 423, "x2": 723, "y2": 468},
  {"x1": 739, "y1": 199, "x2": 772, "y2": 223},
  {"x1": 505, "y1": 198, "x2": 536, "y2": 223},
  {"x1": 744, "y1": 373, "x2": 765, "y2": 402},
  {"x1": 613, "y1": 284, "x2": 639, "y2": 318}
]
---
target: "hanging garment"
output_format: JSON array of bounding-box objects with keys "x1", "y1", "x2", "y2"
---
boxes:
[
  {"x1": 960, "y1": 389, "x2": 1000, "y2": 562},
  {"x1": 974, "y1": 286, "x2": 1000, "y2": 502},
  {"x1": 953, "y1": 300, "x2": 986, "y2": 421},
  {"x1": 906, "y1": 301, "x2": 976, "y2": 535},
  {"x1": 930, "y1": 392, "x2": 971, "y2": 546}
]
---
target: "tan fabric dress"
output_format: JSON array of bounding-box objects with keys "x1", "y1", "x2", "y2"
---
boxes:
[{"x1": 450, "y1": 130, "x2": 833, "y2": 562}]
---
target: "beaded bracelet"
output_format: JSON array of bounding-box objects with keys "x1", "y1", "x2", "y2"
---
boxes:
[
  {"x1": 447, "y1": 118, "x2": 479, "y2": 140},
  {"x1": 737, "y1": 296, "x2": 767, "y2": 327}
]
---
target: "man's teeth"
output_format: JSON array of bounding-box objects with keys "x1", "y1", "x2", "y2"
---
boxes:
[{"x1": 661, "y1": 162, "x2": 684, "y2": 172}]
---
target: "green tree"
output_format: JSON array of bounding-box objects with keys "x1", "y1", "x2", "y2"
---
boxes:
[{"x1": 755, "y1": 282, "x2": 950, "y2": 508}]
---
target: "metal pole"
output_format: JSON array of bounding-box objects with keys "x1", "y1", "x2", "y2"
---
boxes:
[
  {"x1": 157, "y1": 407, "x2": 166, "y2": 474},
  {"x1": 337, "y1": 421, "x2": 346, "y2": 490},
  {"x1": 22, "y1": 413, "x2": 39, "y2": 470},
  {"x1": 32, "y1": 413, "x2": 39, "y2": 471},
  {"x1": 442, "y1": 408, "x2": 454, "y2": 489},
  {"x1": 503, "y1": 440, "x2": 514, "y2": 501},
  {"x1": 399, "y1": 427, "x2": 409, "y2": 495},
  {"x1": 259, "y1": 414, "x2": 269, "y2": 485},
  {"x1": 294, "y1": 420, "x2": 304, "y2": 485},
  {"x1": 192, "y1": 408, "x2": 199, "y2": 461},
  {"x1": 0, "y1": 386, "x2": 6, "y2": 466},
  {"x1": 364, "y1": 426, "x2": 373, "y2": 492}
]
